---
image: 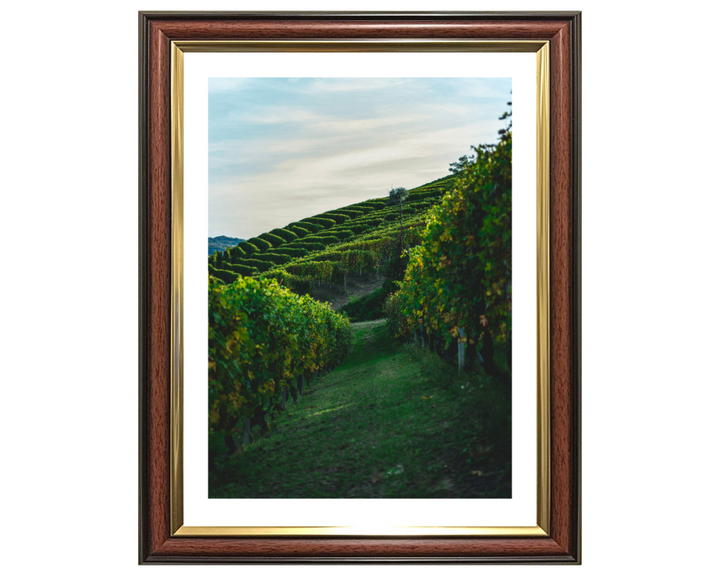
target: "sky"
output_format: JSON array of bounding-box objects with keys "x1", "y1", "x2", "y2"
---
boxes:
[{"x1": 209, "y1": 77, "x2": 511, "y2": 239}]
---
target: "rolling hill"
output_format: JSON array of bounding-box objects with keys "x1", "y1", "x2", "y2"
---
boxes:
[
  {"x1": 208, "y1": 173, "x2": 458, "y2": 319},
  {"x1": 208, "y1": 235, "x2": 243, "y2": 256},
  {"x1": 207, "y1": 133, "x2": 512, "y2": 495}
]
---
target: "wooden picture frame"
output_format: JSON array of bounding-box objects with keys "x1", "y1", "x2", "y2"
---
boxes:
[{"x1": 139, "y1": 11, "x2": 581, "y2": 564}]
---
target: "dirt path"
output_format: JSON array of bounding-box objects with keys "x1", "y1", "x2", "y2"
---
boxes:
[{"x1": 350, "y1": 319, "x2": 388, "y2": 328}]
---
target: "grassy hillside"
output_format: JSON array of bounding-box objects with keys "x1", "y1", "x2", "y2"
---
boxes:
[
  {"x1": 210, "y1": 320, "x2": 511, "y2": 498},
  {"x1": 207, "y1": 134, "x2": 513, "y2": 494},
  {"x1": 208, "y1": 173, "x2": 459, "y2": 318}
]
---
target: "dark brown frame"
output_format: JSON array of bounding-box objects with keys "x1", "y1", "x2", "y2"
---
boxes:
[{"x1": 139, "y1": 11, "x2": 581, "y2": 564}]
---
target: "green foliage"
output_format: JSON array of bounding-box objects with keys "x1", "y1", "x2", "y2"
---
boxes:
[
  {"x1": 284, "y1": 248, "x2": 379, "y2": 285},
  {"x1": 227, "y1": 245, "x2": 245, "y2": 262},
  {"x1": 348, "y1": 224, "x2": 370, "y2": 235},
  {"x1": 247, "y1": 237, "x2": 272, "y2": 252},
  {"x1": 346, "y1": 204, "x2": 376, "y2": 214},
  {"x1": 292, "y1": 221, "x2": 322, "y2": 234},
  {"x1": 258, "y1": 232, "x2": 285, "y2": 248},
  {"x1": 220, "y1": 262, "x2": 259, "y2": 277},
  {"x1": 360, "y1": 200, "x2": 385, "y2": 210},
  {"x1": 338, "y1": 285, "x2": 391, "y2": 322},
  {"x1": 449, "y1": 154, "x2": 475, "y2": 174},
  {"x1": 207, "y1": 162, "x2": 457, "y2": 302},
  {"x1": 271, "y1": 228, "x2": 299, "y2": 243},
  {"x1": 235, "y1": 258, "x2": 274, "y2": 272},
  {"x1": 271, "y1": 247, "x2": 309, "y2": 258},
  {"x1": 208, "y1": 265, "x2": 238, "y2": 285},
  {"x1": 324, "y1": 213, "x2": 350, "y2": 225},
  {"x1": 290, "y1": 242, "x2": 325, "y2": 252},
  {"x1": 288, "y1": 225, "x2": 311, "y2": 238},
  {"x1": 237, "y1": 241, "x2": 259, "y2": 256},
  {"x1": 332, "y1": 230, "x2": 354, "y2": 240},
  {"x1": 383, "y1": 291, "x2": 403, "y2": 336},
  {"x1": 252, "y1": 253, "x2": 292, "y2": 266},
  {"x1": 304, "y1": 235, "x2": 339, "y2": 247},
  {"x1": 353, "y1": 217, "x2": 383, "y2": 228},
  {"x1": 389, "y1": 124, "x2": 512, "y2": 376},
  {"x1": 260, "y1": 269, "x2": 313, "y2": 295},
  {"x1": 332, "y1": 208, "x2": 365, "y2": 219},
  {"x1": 300, "y1": 252, "x2": 337, "y2": 263},
  {"x1": 301, "y1": 216, "x2": 335, "y2": 229},
  {"x1": 409, "y1": 190, "x2": 445, "y2": 202},
  {"x1": 386, "y1": 186, "x2": 409, "y2": 206},
  {"x1": 209, "y1": 276, "x2": 351, "y2": 462},
  {"x1": 314, "y1": 229, "x2": 353, "y2": 241},
  {"x1": 211, "y1": 321, "x2": 510, "y2": 498}
]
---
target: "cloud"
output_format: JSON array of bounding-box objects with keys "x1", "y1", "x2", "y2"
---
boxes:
[
  {"x1": 208, "y1": 78, "x2": 250, "y2": 92},
  {"x1": 208, "y1": 77, "x2": 511, "y2": 238},
  {"x1": 300, "y1": 78, "x2": 413, "y2": 93}
]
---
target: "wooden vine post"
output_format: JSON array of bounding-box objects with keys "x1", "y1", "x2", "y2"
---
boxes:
[{"x1": 458, "y1": 327, "x2": 466, "y2": 372}]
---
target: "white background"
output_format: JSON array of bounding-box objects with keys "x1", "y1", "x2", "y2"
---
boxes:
[{"x1": 1, "y1": 0, "x2": 719, "y2": 574}]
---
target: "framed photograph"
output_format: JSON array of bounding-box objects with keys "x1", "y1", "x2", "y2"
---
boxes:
[{"x1": 139, "y1": 11, "x2": 581, "y2": 564}]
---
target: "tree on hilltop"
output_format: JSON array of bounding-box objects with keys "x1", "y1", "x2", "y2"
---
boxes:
[
  {"x1": 386, "y1": 186, "x2": 409, "y2": 249},
  {"x1": 449, "y1": 154, "x2": 475, "y2": 174}
]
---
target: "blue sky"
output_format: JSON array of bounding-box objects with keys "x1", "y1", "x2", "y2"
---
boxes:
[{"x1": 209, "y1": 77, "x2": 511, "y2": 239}]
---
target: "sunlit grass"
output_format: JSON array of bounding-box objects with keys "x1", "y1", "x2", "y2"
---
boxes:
[
  {"x1": 310, "y1": 404, "x2": 354, "y2": 417},
  {"x1": 210, "y1": 320, "x2": 511, "y2": 498}
]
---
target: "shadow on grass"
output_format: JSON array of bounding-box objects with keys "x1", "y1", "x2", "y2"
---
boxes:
[{"x1": 210, "y1": 320, "x2": 511, "y2": 498}]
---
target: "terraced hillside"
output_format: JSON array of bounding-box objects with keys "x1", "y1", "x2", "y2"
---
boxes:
[
  {"x1": 207, "y1": 127, "x2": 512, "y2": 495},
  {"x1": 208, "y1": 173, "x2": 459, "y2": 307}
]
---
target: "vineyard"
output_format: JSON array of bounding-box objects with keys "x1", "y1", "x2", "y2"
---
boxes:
[
  {"x1": 211, "y1": 320, "x2": 511, "y2": 498},
  {"x1": 208, "y1": 173, "x2": 459, "y2": 297},
  {"x1": 385, "y1": 130, "x2": 512, "y2": 385},
  {"x1": 209, "y1": 121, "x2": 512, "y2": 495},
  {"x1": 209, "y1": 276, "x2": 351, "y2": 465}
]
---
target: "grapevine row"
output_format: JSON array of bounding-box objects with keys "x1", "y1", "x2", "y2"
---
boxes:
[
  {"x1": 385, "y1": 130, "x2": 512, "y2": 381},
  {"x1": 208, "y1": 175, "x2": 459, "y2": 285},
  {"x1": 209, "y1": 276, "x2": 351, "y2": 462}
]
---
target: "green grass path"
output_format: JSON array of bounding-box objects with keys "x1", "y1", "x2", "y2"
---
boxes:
[{"x1": 210, "y1": 320, "x2": 511, "y2": 498}]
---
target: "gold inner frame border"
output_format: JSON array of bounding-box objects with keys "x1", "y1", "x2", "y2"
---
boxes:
[{"x1": 169, "y1": 39, "x2": 550, "y2": 538}]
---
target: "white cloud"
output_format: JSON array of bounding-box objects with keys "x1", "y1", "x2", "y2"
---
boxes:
[
  {"x1": 300, "y1": 78, "x2": 413, "y2": 93},
  {"x1": 208, "y1": 77, "x2": 510, "y2": 237}
]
